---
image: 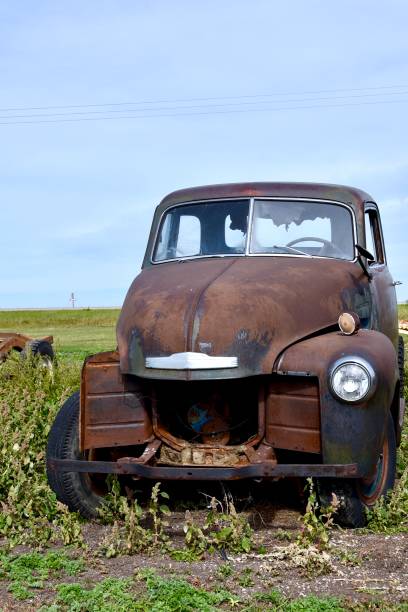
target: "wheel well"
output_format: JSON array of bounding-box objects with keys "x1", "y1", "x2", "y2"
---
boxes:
[{"x1": 390, "y1": 382, "x2": 401, "y2": 446}]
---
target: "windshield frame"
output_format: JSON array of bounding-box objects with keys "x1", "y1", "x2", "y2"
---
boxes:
[{"x1": 150, "y1": 197, "x2": 357, "y2": 264}]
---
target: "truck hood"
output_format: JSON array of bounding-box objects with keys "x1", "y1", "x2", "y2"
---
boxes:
[{"x1": 117, "y1": 256, "x2": 371, "y2": 380}]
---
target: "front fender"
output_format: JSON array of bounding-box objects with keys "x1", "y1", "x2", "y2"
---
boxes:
[{"x1": 275, "y1": 330, "x2": 398, "y2": 476}]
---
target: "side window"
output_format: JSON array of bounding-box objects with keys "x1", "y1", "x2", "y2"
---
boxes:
[
  {"x1": 176, "y1": 215, "x2": 201, "y2": 256},
  {"x1": 364, "y1": 208, "x2": 384, "y2": 264}
]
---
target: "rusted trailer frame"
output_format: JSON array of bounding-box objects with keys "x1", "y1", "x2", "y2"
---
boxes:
[{"x1": 0, "y1": 332, "x2": 53, "y2": 361}]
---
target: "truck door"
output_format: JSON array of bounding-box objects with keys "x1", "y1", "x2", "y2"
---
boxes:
[{"x1": 365, "y1": 203, "x2": 398, "y2": 347}]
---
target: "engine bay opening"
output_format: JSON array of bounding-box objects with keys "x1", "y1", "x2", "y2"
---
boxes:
[{"x1": 153, "y1": 378, "x2": 260, "y2": 446}]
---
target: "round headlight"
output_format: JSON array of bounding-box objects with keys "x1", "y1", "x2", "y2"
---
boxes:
[{"x1": 330, "y1": 361, "x2": 372, "y2": 402}]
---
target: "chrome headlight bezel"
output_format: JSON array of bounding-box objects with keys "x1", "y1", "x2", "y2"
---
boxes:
[{"x1": 329, "y1": 357, "x2": 376, "y2": 403}]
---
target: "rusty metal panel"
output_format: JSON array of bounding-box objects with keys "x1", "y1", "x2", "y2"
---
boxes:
[
  {"x1": 265, "y1": 377, "x2": 321, "y2": 453},
  {"x1": 81, "y1": 351, "x2": 152, "y2": 450},
  {"x1": 117, "y1": 256, "x2": 371, "y2": 380}
]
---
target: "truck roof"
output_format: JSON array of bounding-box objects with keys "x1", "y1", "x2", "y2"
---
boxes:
[{"x1": 157, "y1": 182, "x2": 374, "y2": 213}]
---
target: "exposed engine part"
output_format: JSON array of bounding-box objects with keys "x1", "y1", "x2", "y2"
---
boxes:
[{"x1": 187, "y1": 399, "x2": 230, "y2": 444}]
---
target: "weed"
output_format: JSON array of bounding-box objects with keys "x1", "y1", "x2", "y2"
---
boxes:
[
  {"x1": 0, "y1": 549, "x2": 83, "y2": 601},
  {"x1": 251, "y1": 481, "x2": 338, "y2": 579},
  {"x1": 238, "y1": 567, "x2": 254, "y2": 587},
  {"x1": 148, "y1": 482, "x2": 171, "y2": 547},
  {"x1": 297, "y1": 478, "x2": 339, "y2": 550},
  {"x1": 182, "y1": 497, "x2": 253, "y2": 557},
  {"x1": 0, "y1": 354, "x2": 80, "y2": 546},
  {"x1": 46, "y1": 571, "x2": 237, "y2": 611},
  {"x1": 136, "y1": 569, "x2": 238, "y2": 611},
  {"x1": 46, "y1": 577, "x2": 136, "y2": 612},
  {"x1": 216, "y1": 562, "x2": 234, "y2": 579},
  {"x1": 98, "y1": 475, "x2": 124, "y2": 524},
  {"x1": 275, "y1": 528, "x2": 292, "y2": 541},
  {"x1": 99, "y1": 483, "x2": 170, "y2": 557},
  {"x1": 54, "y1": 502, "x2": 85, "y2": 547},
  {"x1": 336, "y1": 548, "x2": 362, "y2": 566},
  {"x1": 253, "y1": 589, "x2": 345, "y2": 610},
  {"x1": 366, "y1": 467, "x2": 408, "y2": 533}
]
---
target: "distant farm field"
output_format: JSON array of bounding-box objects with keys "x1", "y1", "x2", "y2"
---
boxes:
[{"x1": 0, "y1": 308, "x2": 120, "y2": 358}]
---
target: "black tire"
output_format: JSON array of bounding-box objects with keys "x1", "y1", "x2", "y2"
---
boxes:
[
  {"x1": 398, "y1": 335, "x2": 405, "y2": 398},
  {"x1": 317, "y1": 411, "x2": 396, "y2": 528},
  {"x1": 46, "y1": 392, "x2": 103, "y2": 518},
  {"x1": 22, "y1": 339, "x2": 54, "y2": 366}
]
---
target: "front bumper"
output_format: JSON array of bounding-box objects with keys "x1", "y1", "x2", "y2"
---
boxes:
[{"x1": 47, "y1": 458, "x2": 360, "y2": 479}]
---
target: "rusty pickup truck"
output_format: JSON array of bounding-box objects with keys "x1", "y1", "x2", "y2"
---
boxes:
[{"x1": 46, "y1": 182, "x2": 405, "y2": 526}]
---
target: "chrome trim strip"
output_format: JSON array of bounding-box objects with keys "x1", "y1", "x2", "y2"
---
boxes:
[{"x1": 145, "y1": 352, "x2": 238, "y2": 370}]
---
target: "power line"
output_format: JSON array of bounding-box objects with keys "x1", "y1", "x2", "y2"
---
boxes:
[
  {"x1": 0, "y1": 84, "x2": 408, "y2": 113},
  {"x1": 1, "y1": 89, "x2": 408, "y2": 121},
  {"x1": 1, "y1": 97, "x2": 407, "y2": 126}
]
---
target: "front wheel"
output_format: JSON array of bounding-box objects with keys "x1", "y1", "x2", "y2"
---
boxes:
[
  {"x1": 46, "y1": 392, "x2": 104, "y2": 518},
  {"x1": 317, "y1": 411, "x2": 396, "y2": 528}
]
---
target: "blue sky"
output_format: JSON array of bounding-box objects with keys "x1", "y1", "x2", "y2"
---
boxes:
[{"x1": 0, "y1": 1, "x2": 407, "y2": 308}]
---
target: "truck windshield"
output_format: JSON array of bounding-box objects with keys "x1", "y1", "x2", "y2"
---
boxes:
[
  {"x1": 250, "y1": 200, "x2": 355, "y2": 260},
  {"x1": 153, "y1": 198, "x2": 355, "y2": 262},
  {"x1": 153, "y1": 199, "x2": 250, "y2": 262}
]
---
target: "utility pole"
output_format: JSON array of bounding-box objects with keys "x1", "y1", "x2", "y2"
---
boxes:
[{"x1": 70, "y1": 292, "x2": 76, "y2": 309}]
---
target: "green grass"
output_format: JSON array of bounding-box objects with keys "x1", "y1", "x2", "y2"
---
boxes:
[
  {"x1": 0, "y1": 308, "x2": 120, "y2": 357},
  {"x1": 399, "y1": 304, "x2": 408, "y2": 320},
  {"x1": 0, "y1": 550, "x2": 83, "y2": 601}
]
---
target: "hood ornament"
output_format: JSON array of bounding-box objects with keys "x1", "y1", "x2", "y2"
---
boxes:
[{"x1": 145, "y1": 352, "x2": 238, "y2": 370}]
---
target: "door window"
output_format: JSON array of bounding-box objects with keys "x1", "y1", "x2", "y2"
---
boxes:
[{"x1": 364, "y1": 208, "x2": 384, "y2": 264}]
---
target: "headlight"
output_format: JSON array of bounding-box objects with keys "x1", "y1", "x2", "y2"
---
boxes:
[{"x1": 330, "y1": 360, "x2": 374, "y2": 402}]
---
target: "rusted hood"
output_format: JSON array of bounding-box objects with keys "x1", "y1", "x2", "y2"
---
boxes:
[{"x1": 117, "y1": 257, "x2": 370, "y2": 379}]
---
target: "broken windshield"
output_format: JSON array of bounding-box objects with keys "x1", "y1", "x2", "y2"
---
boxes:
[
  {"x1": 153, "y1": 199, "x2": 249, "y2": 262},
  {"x1": 153, "y1": 198, "x2": 355, "y2": 262},
  {"x1": 250, "y1": 200, "x2": 355, "y2": 260}
]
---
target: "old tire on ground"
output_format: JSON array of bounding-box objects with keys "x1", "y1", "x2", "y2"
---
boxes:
[
  {"x1": 22, "y1": 339, "x2": 54, "y2": 368},
  {"x1": 317, "y1": 411, "x2": 396, "y2": 528},
  {"x1": 46, "y1": 392, "x2": 103, "y2": 519}
]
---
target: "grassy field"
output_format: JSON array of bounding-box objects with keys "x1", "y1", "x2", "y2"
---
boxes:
[{"x1": 0, "y1": 308, "x2": 120, "y2": 358}]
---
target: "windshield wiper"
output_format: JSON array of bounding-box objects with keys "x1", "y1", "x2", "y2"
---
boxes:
[{"x1": 273, "y1": 245, "x2": 312, "y2": 257}]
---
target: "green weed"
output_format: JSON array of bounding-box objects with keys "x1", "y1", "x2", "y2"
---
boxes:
[
  {"x1": 99, "y1": 482, "x2": 170, "y2": 558},
  {"x1": 253, "y1": 589, "x2": 345, "y2": 611},
  {"x1": 182, "y1": 497, "x2": 253, "y2": 557},
  {"x1": 0, "y1": 354, "x2": 81, "y2": 546},
  {"x1": 45, "y1": 577, "x2": 136, "y2": 612},
  {"x1": 0, "y1": 549, "x2": 83, "y2": 601},
  {"x1": 298, "y1": 478, "x2": 339, "y2": 550},
  {"x1": 45, "y1": 571, "x2": 236, "y2": 612},
  {"x1": 366, "y1": 467, "x2": 408, "y2": 533}
]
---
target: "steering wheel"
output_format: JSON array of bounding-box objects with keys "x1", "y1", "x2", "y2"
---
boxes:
[{"x1": 286, "y1": 237, "x2": 345, "y2": 258}]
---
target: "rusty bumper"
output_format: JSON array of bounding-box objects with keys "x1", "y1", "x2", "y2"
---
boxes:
[{"x1": 47, "y1": 458, "x2": 359, "y2": 479}]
